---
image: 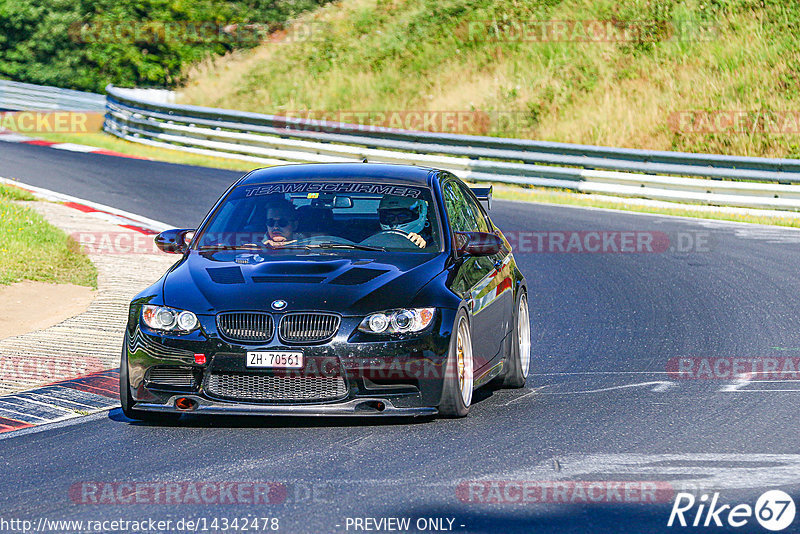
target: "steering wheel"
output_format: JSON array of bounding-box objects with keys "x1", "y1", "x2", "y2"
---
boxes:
[
  {"x1": 360, "y1": 230, "x2": 418, "y2": 248},
  {"x1": 380, "y1": 229, "x2": 410, "y2": 238}
]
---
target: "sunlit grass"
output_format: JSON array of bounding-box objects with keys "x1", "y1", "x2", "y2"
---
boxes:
[
  {"x1": 0, "y1": 184, "x2": 35, "y2": 202},
  {"x1": 0, "y1": 186, "x2": 97, "y2": 287}
]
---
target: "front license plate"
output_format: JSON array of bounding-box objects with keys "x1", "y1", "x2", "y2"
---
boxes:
[{"x1": 246, "y1": 351, "x2": 303, "y2": 368}]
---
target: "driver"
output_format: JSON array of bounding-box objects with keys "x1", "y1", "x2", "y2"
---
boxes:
[
  {"x1": 377, "y1": 195, "x2": 430, "y2": 248},
  {"x1": 262, "y1": 199, "x2": 301, "y2": 247}
]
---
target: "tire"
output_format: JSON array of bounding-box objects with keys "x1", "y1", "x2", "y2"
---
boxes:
[
  {"x1": 502, "y1": 291, "x2": 531, "y2": 389},
  {"x1": 438, "y1": 311, "x2": 474, "y2": 418},
  {"x1": 120, "y1": 341, "x2": 181, "y2": 423}
]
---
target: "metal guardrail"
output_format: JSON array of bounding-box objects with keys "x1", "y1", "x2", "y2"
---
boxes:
[
  {"x1": 104, "y1": 84, "x2": 800, "y2": 211},
  {"x1": 0, "y1": 80, "x2": 106, "y2": 112}
]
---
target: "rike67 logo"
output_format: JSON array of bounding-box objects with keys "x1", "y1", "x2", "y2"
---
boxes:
[{"x1": 668, "y1": 490, "x2": 796, "y2": 531}]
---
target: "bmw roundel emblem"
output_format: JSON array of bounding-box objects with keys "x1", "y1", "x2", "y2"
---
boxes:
[{"x1": 271, "y1": 300, "x2": 287, "y2": 310}]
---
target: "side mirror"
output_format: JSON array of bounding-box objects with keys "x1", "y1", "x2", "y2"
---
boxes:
[
  {"x1": 155, "y1": 228, "x2": 195, "y2": 254},
  {"x1": 455, "y1": 231, "x2": 502, "y2": 257}
]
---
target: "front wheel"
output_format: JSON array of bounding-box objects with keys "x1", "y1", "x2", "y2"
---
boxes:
[
  {"x1": 438, "y1": 311, "x2": 474, "y2": 417},
  {"x1": 502, "y1": 291, "x2": 531, "y2": 388}
]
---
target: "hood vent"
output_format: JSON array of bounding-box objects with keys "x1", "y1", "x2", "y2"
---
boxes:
[
  {"x1": 328, "y1": 268, "x2": 388, "y2": 285},
  {"x1": 207, "y1": 267, "x2": 245, "y2": 284},
  {"x1": 253, "y1": 275, "x2": 326, "y2": 284},
  {"x1": 258, "y1": 262, "x2": 336, "y2": 275}
]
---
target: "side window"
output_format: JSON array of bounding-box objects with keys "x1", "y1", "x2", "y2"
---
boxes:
[
  {"x1": 443, "y1": 182, "x2": 480, "y2": 232},
  {"x1": 457, "y1": 183, "x2": 491, "y2": 232}
]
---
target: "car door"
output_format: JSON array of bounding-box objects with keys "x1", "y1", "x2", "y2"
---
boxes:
[
  {"x1": 457, "y1": 181, "x2": 515, "y2": 365},
  {"x1": 442, "y1": 180, "x2": 509, "y2": 371}
]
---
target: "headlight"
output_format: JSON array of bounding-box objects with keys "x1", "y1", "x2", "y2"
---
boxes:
[
  {"x1": 142, "y1": 305, "x2": 199, "y2": 333},
  {"x1": 359, "y1": 308, "x2": 435, "y2": 334}
]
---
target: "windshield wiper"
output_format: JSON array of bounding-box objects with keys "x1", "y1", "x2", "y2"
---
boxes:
[
  {"x1": 308, "y1": 242, "x2": 386, "y2": 251},
  {"x1": 264, "y1": 244, "x2": 314, "y2": 250},
  {"x1": 197, "y1": 243, "x2": 263, "y2": 251},
  {"x1": 207, "y1": 242, "x2": 386, "y2": 252}
]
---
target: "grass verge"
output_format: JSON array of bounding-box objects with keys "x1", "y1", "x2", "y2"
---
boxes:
[{"x1": 0, "y1": 185, "x2": 98, "y2": 287}]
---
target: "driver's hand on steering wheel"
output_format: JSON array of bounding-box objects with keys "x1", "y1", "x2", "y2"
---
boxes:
[{"x1": 407, "y1": 232, "x2": 426, "y2": 248}]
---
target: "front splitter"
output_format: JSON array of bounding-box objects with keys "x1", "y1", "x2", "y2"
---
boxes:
[{"x1": 134, "y1": 395, "x2": 438, "y2": 417}]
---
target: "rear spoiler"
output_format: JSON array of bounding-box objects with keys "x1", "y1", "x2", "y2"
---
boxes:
[{"x1": 470, "y1": 186, "x2": 492, "y2": 211}]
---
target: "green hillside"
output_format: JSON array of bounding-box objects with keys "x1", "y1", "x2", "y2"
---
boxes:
[{"x1": 178, "y1": 0, "x2": 800, "y2": 158}]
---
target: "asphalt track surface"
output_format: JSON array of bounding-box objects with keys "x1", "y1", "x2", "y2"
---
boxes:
[{"x1": 3, "y1": 141, "x2": 800, "y2": 533}]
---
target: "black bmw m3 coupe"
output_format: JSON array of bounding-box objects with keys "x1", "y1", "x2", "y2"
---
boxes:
[{"x1": 121, "y1": 163, "x2": 530, "y2": 419}]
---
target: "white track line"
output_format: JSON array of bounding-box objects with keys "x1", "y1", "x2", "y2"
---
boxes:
[{"x1": 0, "y1": 176, "x2": 171, "y2": 232}]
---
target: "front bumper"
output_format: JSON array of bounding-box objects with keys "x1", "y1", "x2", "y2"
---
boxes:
[
  {"x1": 124, "y1": 309, "x2": 456, "y2": 416},
  {"x1": 134, "y1": 395, "x2": 437, "y2": 417}
]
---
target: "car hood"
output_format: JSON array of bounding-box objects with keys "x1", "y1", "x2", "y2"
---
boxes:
[{"x1": 162, "y1": 251, "x2": 448, "y2": 316}]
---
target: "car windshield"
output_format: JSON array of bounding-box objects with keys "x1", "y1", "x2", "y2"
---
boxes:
[{"x1": 194, "y1": 181, "x2": 442, "y2": 253}]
